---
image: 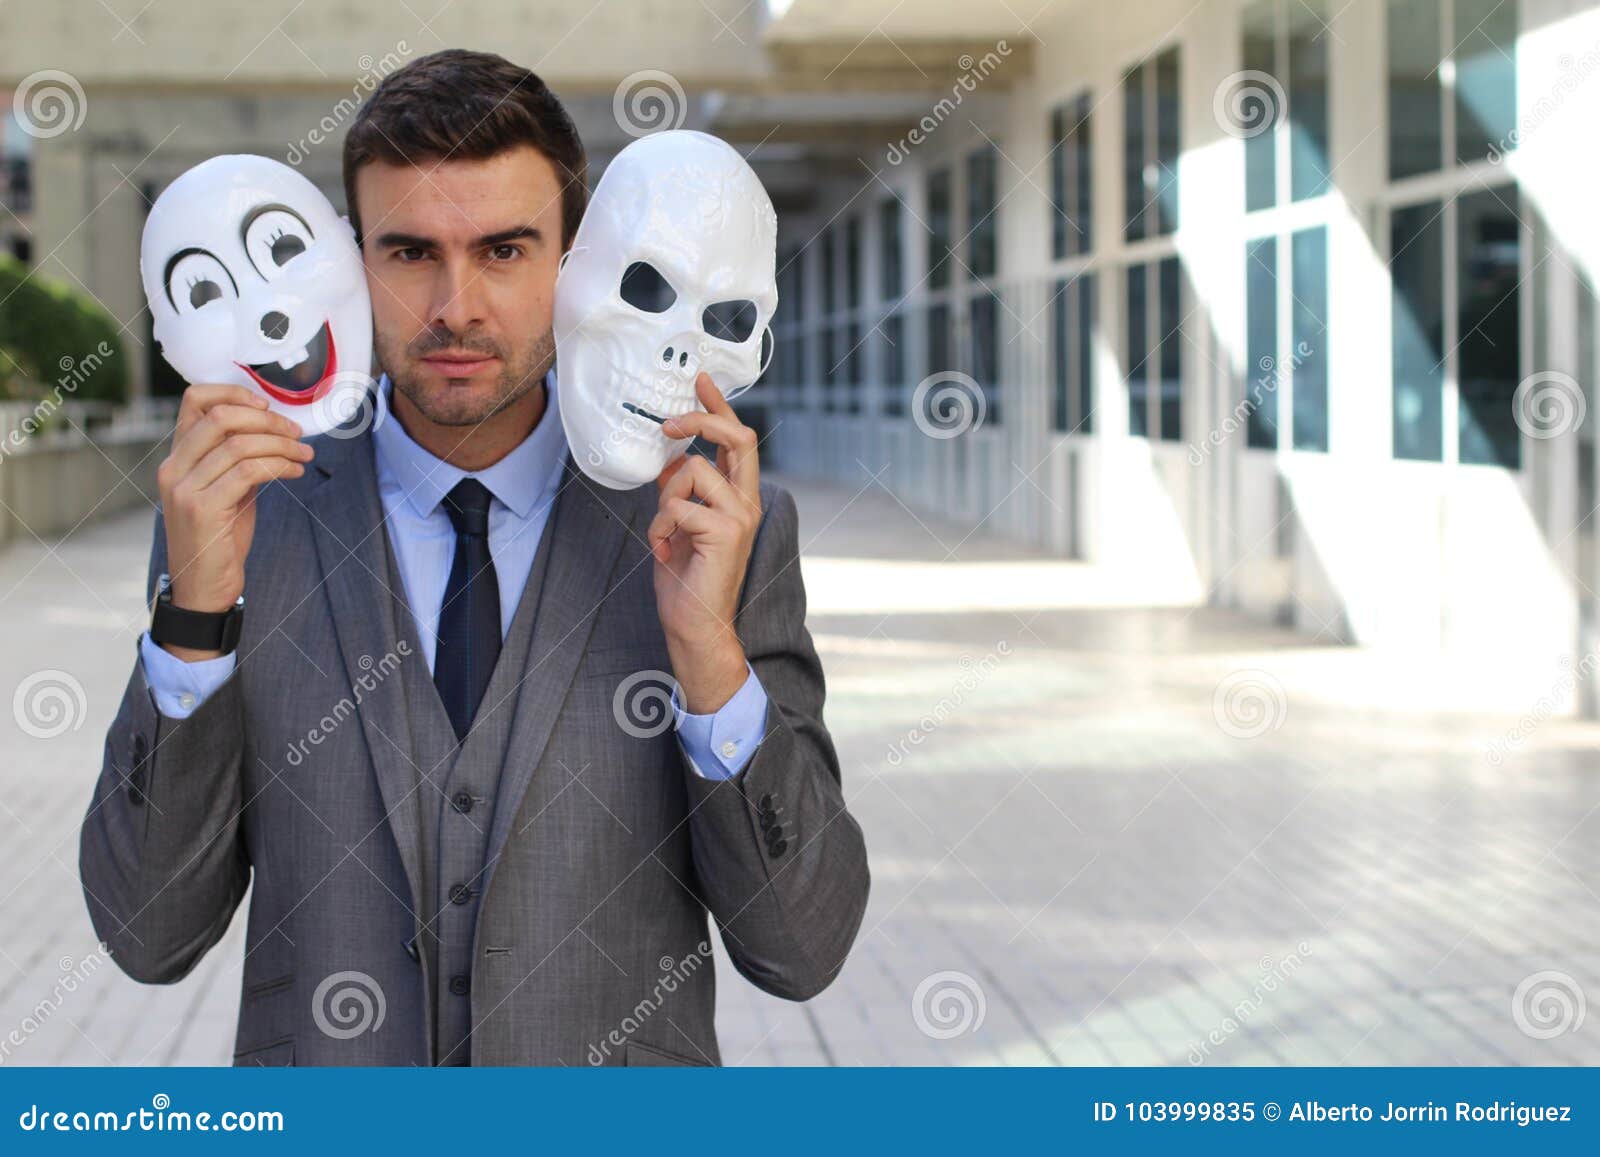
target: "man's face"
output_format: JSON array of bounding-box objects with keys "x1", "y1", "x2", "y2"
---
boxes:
[{"x1": 355, "y1": 144, "x2": 565, "y2": 426}]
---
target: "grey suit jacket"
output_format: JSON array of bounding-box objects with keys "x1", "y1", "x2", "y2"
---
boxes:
[{"x1": 78, "y1": 424, "x2": 870, "y2": 1066}]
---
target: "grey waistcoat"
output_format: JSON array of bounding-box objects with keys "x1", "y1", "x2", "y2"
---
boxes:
[{"x1": 382, "y1": 503, "x2": 560, "y2": 1065}]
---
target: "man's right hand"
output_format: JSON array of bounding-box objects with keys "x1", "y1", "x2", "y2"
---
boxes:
[{"x1": 154, "y1": 384, "x2": 314, "y2": 662}]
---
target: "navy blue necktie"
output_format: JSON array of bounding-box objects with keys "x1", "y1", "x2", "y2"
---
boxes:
[{"x1": 434, "y1": 478, "x2": 501, "y2": 742}]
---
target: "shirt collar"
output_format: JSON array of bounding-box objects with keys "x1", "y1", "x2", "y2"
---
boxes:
[{"x1": 372, "y1": 369, "x2": 566, "y2": 522}]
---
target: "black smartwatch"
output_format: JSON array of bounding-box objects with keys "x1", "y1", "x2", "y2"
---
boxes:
[{"x1": 149, "y1": 573, "x2": 244, "y2": 654}]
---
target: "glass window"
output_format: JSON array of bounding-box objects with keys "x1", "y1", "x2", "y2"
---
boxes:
[
  {"x1": 1454, "y1": 0, "x2": 1517, "y2": 165},
  {"x1": 1388, "y1": 0, "x2": 1443, "y2": 179},
  {"x1": 1246, "y1": 236, "x2": 1279, "y2": 448},
  {"x1": 879, "y1": 198, "x2": 902, "y2": 301},
  {"x1": 1155, "y1": 49, "x2": 1181, "y2": 236},
  {"x1": 1288, "y1": 0, "x2": 1331, "y2": 201},
  {"x1": 928, "y1": 168, "x2": 953, "y2": 289},
  {"x1": 1291, "y1": 225, "x2": 1329, "y2": 451},
  {"x1": 845, "y1": 216, "x2": 862, "y2": 311},
  {"x1": 1124, "y1": 48, "x2": 1181, "y2": 240},
  {"x1": 821, "y1": 227, "x2": 836, "y2": 316},
  {"x1": 967, "y1": 146, "x2": 998, "y2": 278},
  {"x1": 970, "y1": 292, "x2": 1001, "y2": 425},
  {"x1": 1053, "y1": 274, "x2": 1097, "y2": 434},
  {"x1": 927, "y1": 302, "x2": 952, "y2": 378},
  {"x1": 1457, "y1": 187, "x2": 1520, "y2": 467},
  {"x1": 1391, "y1": 200, "x2": 1445, "y2": 460},
  {"x1": 1050, "y1": 93, "x2": 1093, "y2": 259},
  {"x1": 1122, "y1": 65, "x2": 1146, "y2": 242},
  {"x1": 882, "y1": 311, "x2": 905, "y2": 416},
  {"x1": 1126, "y1": 264, "x2": 1149, "y2": 436},
  {"x1": 1243, "y1": 1, "x2": 1279, "y2": 213},
  {"x1": 1157, "y1": 256, "x2": 1182, "y2": 441},
  {"x1": 844, "y1": 320, "x2": 862, "y2": 414}
]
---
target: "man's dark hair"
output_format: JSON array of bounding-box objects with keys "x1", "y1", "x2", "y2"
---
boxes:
[{"x1": 342, "y1": 49, "x2": 588, "y2": 248}]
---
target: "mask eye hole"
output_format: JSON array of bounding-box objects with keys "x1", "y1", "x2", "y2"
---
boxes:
[
  {"x1": 243, "y1": 205, "x2": 315, "y2": 281},
  {"x1": 166, "y1": 250, "x2": 237, "y2": 315},
  {"x1": 702, "y1": 299, "x2": 757, "y2": 344},
  {"x1": 620, "y1": 261, "x2": 676, "y2": 313}
]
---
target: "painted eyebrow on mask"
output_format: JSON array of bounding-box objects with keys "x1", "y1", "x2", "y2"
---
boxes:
[{"x1": 372, "y1": 225, "x2": 544, "y2": 253}]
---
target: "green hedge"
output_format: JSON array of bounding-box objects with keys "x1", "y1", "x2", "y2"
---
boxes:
[{"x1": 0, "y1": 254, "x2": 128, "y2": 404}]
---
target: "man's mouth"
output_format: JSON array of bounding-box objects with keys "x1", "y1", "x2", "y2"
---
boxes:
[{"x1": 238, "y1": 322, "x2": 337, "y2": 405}]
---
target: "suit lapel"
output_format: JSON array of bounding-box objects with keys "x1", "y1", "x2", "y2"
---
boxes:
[
  {"x1": 482, "y1": 455, "x2": 634, "y2": 882},
  {"x1": 304, "y1": 429, "x2": 427, "y2": 921}
]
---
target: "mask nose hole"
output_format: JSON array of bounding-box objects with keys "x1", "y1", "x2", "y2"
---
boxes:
[
  {"x1": 260, "y1": 311, "x2": 290, "y2": 341},
  {"x1": 660, "y1": 344, "x2": 692, "y2": 370}
]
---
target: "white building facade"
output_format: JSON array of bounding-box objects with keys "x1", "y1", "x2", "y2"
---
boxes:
[{"x1": 759, "y1": 0, "x2": 1600, "y2": 713}]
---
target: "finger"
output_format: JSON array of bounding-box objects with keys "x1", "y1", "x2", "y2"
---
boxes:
[
  {"x1": 202, "y1": 455, "x2": 309, "y2": 510},
  {"x1": 176, "y1": 384, "x2": 269, "y2": 437},
  {"x1": 647, "y1": 495, "x2": 735, "y2": 558},
  {"x1": 694, "y1": 371, "x2": 735, "y2": 418},
  {"x1": 190, "y1": 434, "x2": 315, "y2": 491},
  {"x1": 654, "y1": 453, "x2": 691, "y2": 491},
  {"x1": 659, "y1": 453, "x2": 742, "y2": 514},
  {"x1": 660, "y1": 409, "x2": 759, "y2": 505},
  {"x1": 169, "y1": 404, "x2": 304, "y2": 477}
]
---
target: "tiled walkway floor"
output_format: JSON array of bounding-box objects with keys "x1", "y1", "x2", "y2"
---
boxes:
[{"x1": 2, "y1": 473, "x2": 1597, "y2": 1065}]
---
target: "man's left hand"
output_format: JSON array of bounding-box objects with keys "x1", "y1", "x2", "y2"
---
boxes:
[{"x1": 648, "y1": 372, "x2": 762, "y2": 714}]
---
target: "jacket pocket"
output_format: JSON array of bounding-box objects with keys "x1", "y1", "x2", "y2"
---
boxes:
[
  {"x1": 233, "y1": 1037, "x2": 295, "y2": 1067},
  {"x1": 624, "y1": 1040, "x2": 712, "y2": 1067}
]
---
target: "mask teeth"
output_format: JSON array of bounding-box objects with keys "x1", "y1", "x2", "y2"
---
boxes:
[{"x1": 276, "y1": 343, "x2": 309, "y2": 371}]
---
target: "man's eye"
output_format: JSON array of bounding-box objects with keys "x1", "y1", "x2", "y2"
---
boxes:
[
  {"x1": 489, "y1": 244, "x2": 520, "y2": 261},
  {"x1": 396, "y1": 248, "x2": 428, "y2": 262}
]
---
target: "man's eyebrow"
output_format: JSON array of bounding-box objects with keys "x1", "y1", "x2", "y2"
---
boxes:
[
  {"x1": 476, "y1": 225, "x2": 543, "y2": 248},
  {"x1": 371, "y1": 225, "x2": 543, "y2": 251}
]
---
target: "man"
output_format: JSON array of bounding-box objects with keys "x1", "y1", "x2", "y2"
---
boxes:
[{"x1": 79, "y1": 49, "x2": 869, "y2": 1067}]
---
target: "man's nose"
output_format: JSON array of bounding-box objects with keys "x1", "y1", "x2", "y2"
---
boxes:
[{"x1": 429, "y1": 258, "x2": 487, "y2": 334}]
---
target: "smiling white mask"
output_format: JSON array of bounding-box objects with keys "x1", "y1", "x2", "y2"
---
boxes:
[
  {"x1": 554, "y1": 130, "x2": 777, "y2": 489},
  {"x1": 140, "y1": 154, "x2": 374, "y2": 436}
]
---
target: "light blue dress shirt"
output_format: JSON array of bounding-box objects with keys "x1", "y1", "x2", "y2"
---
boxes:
[{"x1": 138, "y1": 371, "x2": 768, "y2": 779}]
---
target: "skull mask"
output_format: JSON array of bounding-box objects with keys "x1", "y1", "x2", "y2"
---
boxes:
[
  {"x1": 140, "y1": 154, "x2": 373, "y2": 436},
  {"x1": 554, "y1": 130, "x2": 777, "y2": 489}
]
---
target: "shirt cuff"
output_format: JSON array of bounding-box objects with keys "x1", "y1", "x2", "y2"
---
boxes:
[
  {"x1": 138, "y1": 630, "x2": 236, "y2": 720},
  {"x1": 671, "y1": 663, "x2": 768, "y2": 780}
]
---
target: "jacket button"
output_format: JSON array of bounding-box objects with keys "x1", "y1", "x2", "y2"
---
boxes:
[
  {"x1": 449, "y1": 883, "x2": 473, "y2": 905},
  {"x1": 758, "y1": 793, "x2": 774, "y2": 810},
  {"x1": 452, "y1": 791, "x2": 474, "y2": 814},
  {"x1": 769, "y1": 837, "x2": 788, "y2": 857},
  {"x1": 449, "y1": 974, "x2": 470, "y2": 996},
  {"x1": 759, "y1": 810, "x2": 777, "y2": 831}
]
